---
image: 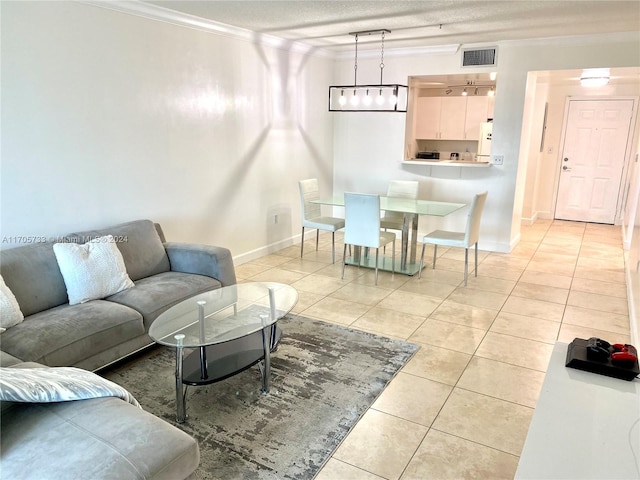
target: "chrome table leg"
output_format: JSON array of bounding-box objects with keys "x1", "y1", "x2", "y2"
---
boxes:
[
  {"x1": 260, "y1": 314, "x2": 271, "y2": 394},
  {"x1": 174, "y1": 334, "x2": 187, "y2": 423}
]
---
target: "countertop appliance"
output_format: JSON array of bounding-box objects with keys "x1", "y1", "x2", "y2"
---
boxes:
[{"x1": 416, "y1": 151, "x2": 440, "y2": 159}]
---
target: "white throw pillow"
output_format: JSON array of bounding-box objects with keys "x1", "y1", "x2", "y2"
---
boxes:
[
  {"x1": 53, "y1": 235, "x2": 135, "y2": 305},
  {"x1": 0, "y1": 275, "x2": 24, "y2": 331}
]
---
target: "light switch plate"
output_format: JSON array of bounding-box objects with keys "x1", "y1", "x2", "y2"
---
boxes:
[{"x1": 492, "y1": 155, "x2": 504, "y2": 165}]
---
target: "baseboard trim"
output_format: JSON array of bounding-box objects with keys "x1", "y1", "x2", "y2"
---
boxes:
[{"x1": 233, "y1": 235, "x2": 300, "y2": 266}]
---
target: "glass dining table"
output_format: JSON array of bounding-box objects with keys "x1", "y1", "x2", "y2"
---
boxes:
[{"x1": 311, "y1": 196, "x2": 466, "y2": 275}]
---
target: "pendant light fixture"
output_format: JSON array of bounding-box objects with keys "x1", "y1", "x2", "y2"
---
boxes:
[{"x1": 329, "y1": 29, "x2": 408, "y2": 112}]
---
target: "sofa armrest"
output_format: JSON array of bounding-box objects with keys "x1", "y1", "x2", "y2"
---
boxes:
[{"x1": 164, "y1": 243, "x2": 236, "y2": 287}]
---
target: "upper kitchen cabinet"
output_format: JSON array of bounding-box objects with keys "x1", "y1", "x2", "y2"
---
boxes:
[
  {"x1": 414, "y1": 97, "x2": 441, "y2": 139},
  {"x1": 487, "y1": 95, "x2": 495, "y2": 119},
  {"x1": 440, "y1": 97, "x2": 467, "y2": 139},
  {"x1": 415, "y1": 96, "x2": 465, "y2": 139},
  {"x1": 415, "y1": 95, "x2": 491, "y2": 140}
]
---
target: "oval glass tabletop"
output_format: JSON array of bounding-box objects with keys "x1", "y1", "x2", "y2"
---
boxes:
[{"x1": 149, "y1": 282, "x2": 299, "y2": 349}]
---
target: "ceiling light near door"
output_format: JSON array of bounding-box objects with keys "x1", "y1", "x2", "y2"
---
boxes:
[
  {"x1": 580, "y1": 68, "x2": 610, "y2": 87},
  {"x1": 329, "y1": 29, "x2": 408, "y2": 112}
]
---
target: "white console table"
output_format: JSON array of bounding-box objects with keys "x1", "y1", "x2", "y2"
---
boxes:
[{"x1": 516, "y1": 342, "x2": 640, "y2": 479}]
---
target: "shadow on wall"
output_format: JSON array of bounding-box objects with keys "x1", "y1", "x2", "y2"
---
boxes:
[{"x1": 205, "y1": 124, "x2": 272, "y2": 239}]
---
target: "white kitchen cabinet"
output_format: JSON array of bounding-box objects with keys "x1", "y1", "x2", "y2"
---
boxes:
[
  {"x1": 414, "y1": 97, "x2": 441, "y2": 139},
  {"x1": 439, "y1": 97, "x2": 467, "y2": 140},
  {"x1": 415, "y1": 95, "x2": 491, "y2": 140},
  {"x1": 487, "y1": 95, "x2": 495, "y2": 119}
]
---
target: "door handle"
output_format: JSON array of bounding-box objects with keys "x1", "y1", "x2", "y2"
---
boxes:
[{"x1": 562, "y1": 165, "x2": 571, "y2": 171}]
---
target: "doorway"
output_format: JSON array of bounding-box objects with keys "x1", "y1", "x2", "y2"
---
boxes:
[{"x1": 555, "y1": 98, "x2": 634, "y2": 224}]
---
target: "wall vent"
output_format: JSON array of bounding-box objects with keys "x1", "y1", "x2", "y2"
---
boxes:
[{"x1": 461, "y1": 47, "x2": 497, "y2": 67}]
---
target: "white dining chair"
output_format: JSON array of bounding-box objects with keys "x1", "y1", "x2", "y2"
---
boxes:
[
  {"x1": 380, "y1": 180, "x2": 419, "y2": 232},
  {"x1": 342, "y1": 193, "x2": 395, "y2": 285},
  {"x1": 418, "y1": 191, "x2": 488, "y2": 285},
  {"x1": 299, "y1": 178, "x2": 345, "y2": 264}
]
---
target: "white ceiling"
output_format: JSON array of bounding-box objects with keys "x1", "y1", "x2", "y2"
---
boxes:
[{"x1": 143, "y1": 0, "x2": 640, "y2": 54}]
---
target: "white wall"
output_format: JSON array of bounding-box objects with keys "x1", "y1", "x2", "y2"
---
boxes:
[
  {"x1": 332, "y1": 33, "x2": 640, "y2": 252},
  {"x1": 520, "y1": 78, "x2": 549, "y2": 224},
  {"x1": 2, "y1": 2, "x2": 639, "y2": 262},
  {"x1": 624, "y1": 135, "x2": 640, "y2": 345},
  {"x1": 0, "y1": 1, "x2": 334, "y2": 263}
]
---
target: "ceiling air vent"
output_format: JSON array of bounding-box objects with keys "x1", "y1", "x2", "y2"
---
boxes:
[{"x1": 461, "y1": 47, "x2": 497, "y2": 67}]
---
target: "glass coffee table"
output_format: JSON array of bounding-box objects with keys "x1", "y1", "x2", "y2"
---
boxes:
[{"x1": 149, "y1": 282, "x2": 298, "y2": 422}]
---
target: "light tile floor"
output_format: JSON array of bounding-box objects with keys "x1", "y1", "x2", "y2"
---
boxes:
[{"x1": 235, "y1": 220, "x2": 630, "y2": 480}]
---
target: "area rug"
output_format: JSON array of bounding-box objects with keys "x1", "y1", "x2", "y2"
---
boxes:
[{"x1": 102, "y1": 315, "x2": 419, "y2": 480}]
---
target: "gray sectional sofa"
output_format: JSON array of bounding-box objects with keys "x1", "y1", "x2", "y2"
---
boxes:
[
  {"x1": 0, "y1": 219, "x2": 237, "y2": 479},
  {"x1": 0, "y1": 218, "x2": 236, "y2": 370}
]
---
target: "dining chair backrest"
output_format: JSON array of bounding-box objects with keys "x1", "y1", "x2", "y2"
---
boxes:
[
  {"x1": 299, "y1": 178, "x2": 321, "y2": 221},
  {"x1": 382, "y1": 180, "x2": 419, "y2": 223},
  {"x1": 464, "y1": 191, "x2": 488, "y2": 247},
  {"x1": 344, "y1": 193, "x2": 382, "y2": 248}
]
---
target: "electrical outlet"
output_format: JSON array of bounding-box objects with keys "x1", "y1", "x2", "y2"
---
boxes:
[{"x1": 492, "y1": 155, "x2": 504, "y2": 165}]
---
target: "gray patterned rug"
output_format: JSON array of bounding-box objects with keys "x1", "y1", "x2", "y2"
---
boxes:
[{"x1": 102, "y1": 315, "x2": 419, "y2": 480}]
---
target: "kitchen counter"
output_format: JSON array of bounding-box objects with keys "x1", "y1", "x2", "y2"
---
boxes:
[
  {"x1": 515, "y1": 342, "x2": 640, "y2": 479},
  {"x1": 403, "y1": 159, "x2": 492, "y2": 167}
]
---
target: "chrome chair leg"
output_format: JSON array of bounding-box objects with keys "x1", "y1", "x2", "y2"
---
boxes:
[
  {"x1": 475, "y1": 242, "x2": 478, "y2": 277},
  {"x1": 331, "y1": 232, "x2": 336, "y2": 264},
  {"x1": 341, "y1": 244, "x2": 348, "y2": 280},
  {"x1": 432, "y1": 245, "x2": 438, "y2": 269},
  {"x1": 300, "y1": 227, "x2": 305, "y2": 258},
  {"x1": 419, "y1": 243, "x2": 426, "y2": 279},
  {"x1": 391, "y1": 238, "x2": 396, "y2": 274},
  {"x1": 464, "y1": 248, "x2": 469, "y2": 286},
  {"x1": 374, "y1": 248, "x2": 379, "y2": 285},
  {"x1": 316, "y1": 230, "x2": 320, "y2": 251}
]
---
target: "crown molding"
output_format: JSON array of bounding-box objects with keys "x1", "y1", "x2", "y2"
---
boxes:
[
  {"x1": 78, "y1": 1, "x2": 461, "y2": 60},
  {"x1": 334, "y1": 43, "x2": 460, "y2": 60},
  {"x1": 79, "y1": 0, "x2": 330, "y2": 58}
]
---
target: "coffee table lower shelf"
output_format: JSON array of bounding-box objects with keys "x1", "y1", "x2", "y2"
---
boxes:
[
  {"x1": 175, "y1": 324, "x2": 282, "y2": 423},
  {"x1": 182, "y1": 325, "x2": 282, "y2": 385}
]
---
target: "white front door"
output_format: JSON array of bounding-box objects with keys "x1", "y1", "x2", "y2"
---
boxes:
[{"x1": 555, "y1": 99, "x2": 634, "y2": 224}]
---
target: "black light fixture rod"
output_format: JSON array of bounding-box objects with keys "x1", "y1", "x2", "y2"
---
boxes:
[
  {"x1": 348, "y1": 29, "x2": 391, "y2": 36},
  {"x1": 353, "y1": 33, "x2": 358, "y2": 85}
]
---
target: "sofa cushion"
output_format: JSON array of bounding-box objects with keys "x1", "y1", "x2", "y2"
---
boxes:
[
  {"x1": 70, "y1": 219, "x2": 171, "y2": 282},
  {"x1": 0, "y1": 351, "x2": 23, "y2": 367},
  {"x1": 0, "y1": 300, "x2": 144, "y2": 367},
  {"x1": 0, "y1": 274, "x2": 24, "y2": 331},
  {"x1": 0, "y1": 242, "x2": 69, "y2": 317},
  {"x1": 1, "y1": 396, "x2": 199, "y2": 480},
  {"x1": 106, "y1": 271, "x2": 221, "y2": 328},
  {"x1": 53, "y1": 235, "x2": 135, "y2": 305}
]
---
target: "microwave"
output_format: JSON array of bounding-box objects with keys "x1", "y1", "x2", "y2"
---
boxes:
[{"x1": 416, "y1": 151, "x2": 440, "y2": 159}]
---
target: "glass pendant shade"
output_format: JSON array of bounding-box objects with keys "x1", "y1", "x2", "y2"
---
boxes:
[{"x1": 329, "y1": 84, "x2": 408, "y2": 112}]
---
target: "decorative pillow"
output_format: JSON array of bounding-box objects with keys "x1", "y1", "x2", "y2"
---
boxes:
[
  {"x1": 53, "y1": 235, "x2": 135, "y2": 305},
  {"x1": 0, "y1": 275, "x2": 24, "y2": 331}
]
